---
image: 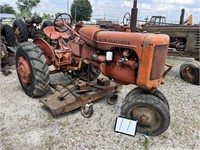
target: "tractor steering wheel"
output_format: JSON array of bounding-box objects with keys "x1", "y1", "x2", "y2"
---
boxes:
[
  {"x1": 123, "y1": 12, "x2": 131, "y2": 25},
  {"x1": 54, "y1": 13, "x2": 72, "y2": 33}
]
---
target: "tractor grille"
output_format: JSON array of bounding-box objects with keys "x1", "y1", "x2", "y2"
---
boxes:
[{"x1": 150, "y1": 45, "x2": 168, "y2": 80}]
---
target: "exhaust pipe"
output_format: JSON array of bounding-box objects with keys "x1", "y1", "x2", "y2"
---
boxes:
[
  {"x1": 130, "y1": 0, "x2": 138, "y2": 32},
  {"x1": 179, "y1": 8, "x2": 185, "y2": 25}
]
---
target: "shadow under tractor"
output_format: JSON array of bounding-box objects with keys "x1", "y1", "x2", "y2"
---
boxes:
[{"x1": 16, "y1": 13, "x2": 171, "y2": 136}]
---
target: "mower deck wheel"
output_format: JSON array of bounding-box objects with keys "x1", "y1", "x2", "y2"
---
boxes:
[{"x1": 81, "y1": 104, "x2": 93, "y2": 118}]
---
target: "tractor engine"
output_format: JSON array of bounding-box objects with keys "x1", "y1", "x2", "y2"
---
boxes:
[{"x1": 79, "y1": 27, "x2": 169, "y2": 90}]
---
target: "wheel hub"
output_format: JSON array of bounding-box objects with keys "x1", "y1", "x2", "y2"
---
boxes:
[
  {"x1": 132, "y1": 107, "x2": 157, "y2": 127},
  {"x1": 183, "y1": 66, "x2": 195, "y2": 80},
  {"x1": 17, "y1": 56, "x2": 31, "y2": 87}
]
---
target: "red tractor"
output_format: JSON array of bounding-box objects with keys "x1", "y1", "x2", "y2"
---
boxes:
[{"x1": 16, "y1": 13, "x2": 171, "y2": 136}]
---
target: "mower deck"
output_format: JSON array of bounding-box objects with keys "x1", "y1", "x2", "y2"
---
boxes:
[{"x1": 40, "y1": 77, "x2": 120, "y2": 116}]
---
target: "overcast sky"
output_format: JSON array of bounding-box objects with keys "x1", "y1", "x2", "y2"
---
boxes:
[{"x1": 1, "y1": 0, "x2": 200, "y2": 24}]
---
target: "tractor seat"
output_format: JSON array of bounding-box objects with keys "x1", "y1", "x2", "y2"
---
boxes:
[{"x1": 43, "y1": 26, "x2": 69, "y2": 40}]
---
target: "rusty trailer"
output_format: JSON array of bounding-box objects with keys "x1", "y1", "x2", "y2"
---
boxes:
[{"x1": 40, "y1": 77, "x2": 120, "y2": 117}]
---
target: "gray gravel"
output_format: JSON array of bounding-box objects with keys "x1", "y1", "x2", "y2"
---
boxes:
[{"x1": 0, "y1": 56, "x2": 200, "y2": 150}]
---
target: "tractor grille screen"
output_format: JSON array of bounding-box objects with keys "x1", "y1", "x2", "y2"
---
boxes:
[{"x1": 150, "y1": 45, "x2": 168, "y2": 80}]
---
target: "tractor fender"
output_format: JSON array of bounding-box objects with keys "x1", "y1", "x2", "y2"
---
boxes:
[{"x1": 33, "y1": 38, "x2": 55, "y2": 65}]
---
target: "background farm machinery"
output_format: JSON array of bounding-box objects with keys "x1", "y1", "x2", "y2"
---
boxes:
[
  {"x1": 121, "y1": 0, "x2": 200, "y2": 85},
  {"x1": 0, "y1": 22, "x2": 15, "y2": 75},
  {"x1": 15, "y1": 13, "x2": 171, "y2": 136}
]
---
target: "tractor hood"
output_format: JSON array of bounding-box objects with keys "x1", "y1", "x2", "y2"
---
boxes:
[{"x1": 79, "y1": 26, "x2": 169, "y2": 51}]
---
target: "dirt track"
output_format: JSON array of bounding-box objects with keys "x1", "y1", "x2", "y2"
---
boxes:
[{"x1": 0, "y1": 56, "x2": 200, "y2": 150}]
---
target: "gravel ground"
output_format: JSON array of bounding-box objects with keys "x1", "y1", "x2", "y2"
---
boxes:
[{"x1": 0, "y1": 56, "x2": 200, "y2": 150}]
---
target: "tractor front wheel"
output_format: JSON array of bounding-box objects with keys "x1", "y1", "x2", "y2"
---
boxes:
[
  {"x1": 16, "y1": 42, "x2": 50, "y2": 97},
  {"x1": 125, "y1": 87, "x2": 170, "y2": 110},
  {"x1": 121, "y1": 93, "x2": 170, "y2": 136}
]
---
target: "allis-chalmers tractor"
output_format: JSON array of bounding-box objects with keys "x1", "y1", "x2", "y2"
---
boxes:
[{"x1": 16, "y1": 13, "x2": 171, "y2": 136}]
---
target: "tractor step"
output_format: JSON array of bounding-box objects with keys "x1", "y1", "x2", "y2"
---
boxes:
[{"x1": 40, "y1": 77, "x2": 121, "y2": 116}]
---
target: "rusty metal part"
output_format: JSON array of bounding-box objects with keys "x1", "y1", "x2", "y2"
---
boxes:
[
  {"x1": 40, "y1": 78, "x2": 121, "y2": 116},
  {"x1": 97, "y1": 77, "x2": 110, "y2": 86},
  {"x1": 76, "y1": 80, "x2": 88, "y2": 90},
  {"x1": 43, "y1": 26, "x2": 69, "y2": 40},
  {"x1": 17, "y1": 56, "x2": 31, "y2": 87},
  {"x1": 163, "y1": 64, "x2": 173, "y2": 79}
]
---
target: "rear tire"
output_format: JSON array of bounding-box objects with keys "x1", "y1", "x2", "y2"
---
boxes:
[
  {"x1": 180, "y1": 61, "x2": 200, "y2": 85},
  {"x1": 121, "y1": 94, "x2": 170, "y2": 136},
  {"x1": 13, "y1": 19, "x2": 28, "y2": 44},
  {"x1": 1, "y1": 25, "x2": 15, "y2": 47},
  {"x1": 16, "y1": 42, "x2": 50, "y2": 97}
]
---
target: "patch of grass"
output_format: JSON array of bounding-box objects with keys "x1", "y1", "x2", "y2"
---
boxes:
[
  {"x1": 47, "y1": 114, "x2": 54, "y2": 123},
  {"x1": 43, "y1": 135, "x2": 60, "y2": 148},
  {"x1": 143, "y1": 136, "x2": 149, "y2": 150}
]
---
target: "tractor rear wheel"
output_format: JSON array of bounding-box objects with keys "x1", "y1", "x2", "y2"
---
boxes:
[
  {"x1": 125, "y1": 87, "x2": 170, "y2": 110},
  {"x1": 16, "y1": 42, "x2": 50, "y2": 97},
  {"x1": 13, "y1": 19, "x2": 28, "y2": 44},
  {"x1": 180, "y1": 61, "x2": 200, "y2": 85},
  {"x1": 1, "y1": 24, "x2": 15, "y2": 47},
  {"x1": 121, "y1": 93, "x2": 170, "y2": 136}
]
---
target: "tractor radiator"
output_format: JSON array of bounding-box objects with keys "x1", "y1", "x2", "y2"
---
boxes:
[{"x1": 150, "y1": 45, "x2": 168, "y2": 80}]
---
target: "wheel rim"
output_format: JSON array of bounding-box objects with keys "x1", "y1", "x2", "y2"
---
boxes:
[
  {"x1": 17, "y1": 56, "x2": 32, "y2": 87},
  {"x1": 182, "y1": 66, "x2": 197, "y2": 81},
  {"x1": 130, "y1": 106, "x2": 161, "y2": 132},
  {"x1": 14, "y1": 27, "x2": 21, "y2": 44}
]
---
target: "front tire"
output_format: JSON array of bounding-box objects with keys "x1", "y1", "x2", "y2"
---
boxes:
[
  {"x1": 121, "y1": 94, "x2": 170, "y2": 136},
  {"x1": 125, "y1": 87, "x2": 170, "y2": 110},
  {"x1": 16, "y1": 42, "x2": 50, "y2": 97}
]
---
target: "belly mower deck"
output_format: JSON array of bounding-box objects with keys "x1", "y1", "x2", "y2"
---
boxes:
[{"x1": 40, "y1": 77, "x2": 121, "y2": 117}]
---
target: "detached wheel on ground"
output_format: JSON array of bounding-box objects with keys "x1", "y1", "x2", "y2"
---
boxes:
[
  {"x1": 13, "y1": 19, "x2": 28, "y2": 44},
  {"x1": 121, "y1": 93, "x2": 170, "y2": 136},
  {"x1": 180, "y1": 61, "x2": 200, "y2": 85},
  {"x1": 1, "y1": 24, "x2": 16, "y2": 47},
  {"x1": 16, "y1": 42, "x2": 50, "y2": 97},
  {"x1": 125, "y1": 87, "x2": 170, "y2": 110}
]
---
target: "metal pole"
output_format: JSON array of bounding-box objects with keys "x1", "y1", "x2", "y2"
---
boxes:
[
  {"x1": 130, "y1": 0, "x2": 138, "y2": 32},
  {"x1": 67, "y1": 0, "x2": 69, "y2": 14}
]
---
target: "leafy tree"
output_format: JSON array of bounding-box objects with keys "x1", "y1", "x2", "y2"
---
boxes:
[
  {"x1": 0, "y1": 4, "x2": 17, "y2": 15},
  {"x1": 33, "y1": 12, "x2": 40, "y2": 18},
  {"x1": 16, "y1": 0, "x2": 40, "y2": 17},
  {"x1": 42, "y1": 13, "x2": 51, "y2": 19},
  {"x1": 70, "y1": 0, "x2": 92, "y2": 22},
  {"x1": 55, "y1": 12, "x2": 62, "y2": 17}
]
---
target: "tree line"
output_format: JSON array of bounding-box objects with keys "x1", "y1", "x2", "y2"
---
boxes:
[{"x1": 0, "y1": 0, "x2": 92, "y2": 21}]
